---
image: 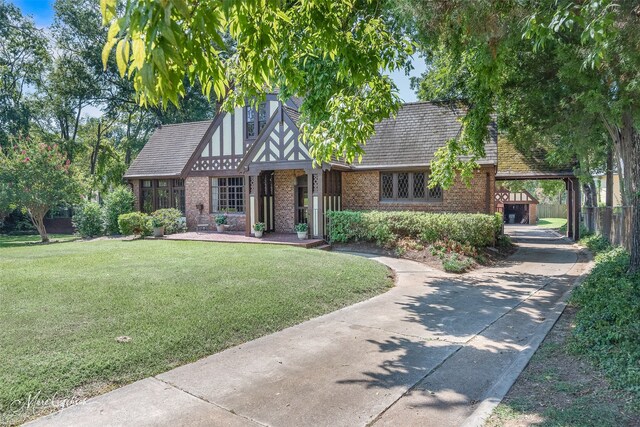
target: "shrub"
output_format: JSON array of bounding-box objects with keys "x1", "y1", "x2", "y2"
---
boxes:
[
  {"x1": 442, "y1": 253, "x2": 474, "y2": 273},
  {"x1": 580, "y1": 234, "x2": 611, "y2": 254},
  {"x1": 151, "y1": 208, "x2": 186, "y2": 235},
  {"x1": 72, "y1": 201, "x2": 104, "y2": 238},
  {"x1": 570, "y1": 247, "x2": 640, "y2": 397},
  {"x1": 327, "y1": 210, "x2": 501, "y2": 248},
  {"x1": 118, "y1": 212, "x2": 151, "y2": 236},
  {"x1": 102, "y1": 186, "x2": 135, "y2": 235}
]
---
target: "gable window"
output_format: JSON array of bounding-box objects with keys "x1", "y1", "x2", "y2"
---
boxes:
[
  {"x1": 211, "y1": 177, "x2": 245, "y2": 213},
  {"x1": 258, "y1": 103, "x2": 267, "y2": 133},
  {"x1": 139, "y1": 179, "x2": 185, "y2": 214},
  {"x1": 245, "y1": 103, "x2": 267, "y2": 139},
  {"x1": 380, "y1": 171, "x2": 443, "y2": 202}
]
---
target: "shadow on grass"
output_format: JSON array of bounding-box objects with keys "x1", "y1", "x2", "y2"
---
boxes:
[{"x1": 0, "y1": 234, "x2": 79, "y2": 249}]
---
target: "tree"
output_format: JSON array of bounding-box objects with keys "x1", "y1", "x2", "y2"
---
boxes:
[
  {"x1": 0, "y1": 2, "x2": 50, "y2": 148},
  {"x1": 100, "y1": 0, "x2": 413, "y2": 164},
  {"x1": 394, "y1": 0, "x2": 640, "y2": 272},
  {"x1": 0, "y1": 136, "x2": 80, "y2": 242}
]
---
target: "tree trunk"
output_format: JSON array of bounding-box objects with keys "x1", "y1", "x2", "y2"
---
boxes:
[
  {"x1": 620, "y1": 111, "x2": 640, "y2": 274},
  {"x1": 602, "y1": 146, "x2": 614, "y2": 241},
  {"x1": 90, "y1": 121, "x2": 102, "y2": 176},
  {"x1": 28, "y1": 207, "x2": 49, "y2": 243},
  {"x1": 582, "y1": 181, "x2": 595, "y2": 234}
]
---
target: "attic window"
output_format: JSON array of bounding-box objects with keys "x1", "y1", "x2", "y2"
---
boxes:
[
  {"x1": 380, "y1": 171, "x2": 443, "y2": 203},
  {"x1": 245, "y1": 102, "x2": 267, "y2": 139},
  {"x1": 246, "y1": 107, "x2": 256, "y2": 138}
]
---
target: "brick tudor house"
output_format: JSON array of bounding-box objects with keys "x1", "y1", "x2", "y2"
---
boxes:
[{"x1": 124, "y1": 94, "x2": 498, "y2": 239}]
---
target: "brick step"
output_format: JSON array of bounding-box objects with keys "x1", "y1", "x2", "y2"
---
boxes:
[{"x1": 314, "y1": 244, "x2": 332, "y2": 251}]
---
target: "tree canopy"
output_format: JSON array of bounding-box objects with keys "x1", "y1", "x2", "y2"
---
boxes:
[{"x1": 100, "y1": 0, "x2": 413, "y2": 164}]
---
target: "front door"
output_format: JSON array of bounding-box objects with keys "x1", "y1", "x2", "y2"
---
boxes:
[
  {"x1": 295, "y1": 175, "x2": 308, "y2": 225},
  {"x1": 258, "y1": 171, "x2": 275, "y2": 232}
]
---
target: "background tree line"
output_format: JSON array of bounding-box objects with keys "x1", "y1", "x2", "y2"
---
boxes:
[{"x1": 0, "y1": 0, "x2": 215, "y2": 238}]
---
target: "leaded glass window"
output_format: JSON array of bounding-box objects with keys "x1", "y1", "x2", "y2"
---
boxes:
[
  {"x1": 246, "y1": 107, "x2": 256, "y2": 138},
  {"x1": 397, "y1": 173, "x2": 409, "y2": 198},
  {"x1": 379, "y1": 171, "x2": 443, "y2": 202},
  {"x1": 413, "y1": 173, "x2": 425, "y2": 198},
  {"x1": 381, "y1": 173, "x2": 394, "y2": 200},
  {"x1": 258, "y1": 103, "x2": 267, "y2": 132}
]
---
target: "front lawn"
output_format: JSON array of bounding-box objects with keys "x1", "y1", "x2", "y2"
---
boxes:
[
  {"x1": 0, "y1": 238, "x2": 392, "y2": 425},
  {"x1": 537, "y1": 217, "x2": 567, "y2": 230}
]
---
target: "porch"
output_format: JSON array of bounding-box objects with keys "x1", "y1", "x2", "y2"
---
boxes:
[{"x1": 164, "y1": 231, "x2": 327, "y2": 249}]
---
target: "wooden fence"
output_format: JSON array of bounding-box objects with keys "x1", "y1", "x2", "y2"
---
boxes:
[
  {"x1": 584, "y1": 206, "x2": 634, "y2": 251},
  {"x1": 537, "y1": 203, "x2": 568, "y2": 219}
]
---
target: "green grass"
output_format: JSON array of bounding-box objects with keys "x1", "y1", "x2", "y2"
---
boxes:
[
  {"x1": 0, "y1": 238, "x2": 392, "y2": 425},
  {"x1": 537, "y1": 217, "x2": 567, "y2": 229}
]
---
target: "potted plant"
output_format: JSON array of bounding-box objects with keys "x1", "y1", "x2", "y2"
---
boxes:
[
  {"x1": 254, "y1": 222, "x2": 265, "y2": 238},
  {"x1": 215, "y1": 214, "x2": 228, "y2": 232},
  {"x1": 150, "y1": 216, "x2": 164, "y2": 237},
  {"x1": 295, "y1": 222, "x2": 308, "y2": 240}
]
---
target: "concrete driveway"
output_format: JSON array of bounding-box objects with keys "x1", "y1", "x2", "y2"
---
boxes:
[{"x1": 28, "y1": 225, "x2": 590, "y2": 427}]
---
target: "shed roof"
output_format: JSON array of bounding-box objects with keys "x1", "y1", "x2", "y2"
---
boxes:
[
  {"x1": 496, "y1": 138, "x2": 575, "y2": 180},
  {"x1": 124, "y1": 120, "x2": 213, "y2": 179}
]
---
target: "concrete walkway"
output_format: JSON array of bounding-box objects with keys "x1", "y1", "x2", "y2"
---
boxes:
[{"x1": 28, "y1": 225, "x2": 590, "y2": 427}]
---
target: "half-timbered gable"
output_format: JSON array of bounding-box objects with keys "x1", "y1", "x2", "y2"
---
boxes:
[{"x1": 239, "y1": 106, "x2": 312, "y2": 173}]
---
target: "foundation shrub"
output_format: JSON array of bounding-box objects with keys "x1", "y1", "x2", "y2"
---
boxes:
[
  {"x1": 151, "y1": 208, "x2": 186, "y2": 235},
  {"x1": 328, "y1": 210, "x2": 502, "y2": 248},
  {"x1": 118, "y1": 212, "x2": 151, "y2": 236}
]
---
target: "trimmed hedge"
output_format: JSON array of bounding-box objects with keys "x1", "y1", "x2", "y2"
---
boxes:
[
  {"x1": 118, "y1": 212, "x2": 151, "y2": 236},
  {"x1": 327, "y1": 210, "x2": 502, "y2": 247}
]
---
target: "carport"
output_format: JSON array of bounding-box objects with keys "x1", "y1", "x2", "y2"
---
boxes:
[{"x1": 495, "y1": 139, "x2": 581, "y2": 240}]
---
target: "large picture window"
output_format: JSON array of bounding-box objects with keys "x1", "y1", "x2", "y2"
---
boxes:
[
  {"x1": 211, "y1": 177, "x2": 245, "y2": 213},
  {"x1": 380, "y1": 171, "x2": 443, "y2": 202},
  {"x1": 140, "y1": 179, "x2": 185, "y2": 213}
]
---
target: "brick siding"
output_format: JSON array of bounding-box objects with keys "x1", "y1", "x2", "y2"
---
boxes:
[
  {"x1": 273, "y1": 169, "x2": 306, "y2": 233},
  {"x1": 342, "y1": 167, "x2": 496, "y2": 214},
  {"x1": 184, "y1": 176, "x2": 246, "y2": 231}
]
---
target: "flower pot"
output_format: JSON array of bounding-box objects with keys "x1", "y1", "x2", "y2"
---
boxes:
[
  {"x1": 216, "y1": 224, "x2": 225, "y2": 232},
  {"x1": 254, "y1": 230, "x2": 264, "y2": 238},
  {"x1": 153, "y1": 226, "x2": 164, "y2": 237},
  {"x1": 297, "y1": 231, "x2": 308, "y2": 240}
]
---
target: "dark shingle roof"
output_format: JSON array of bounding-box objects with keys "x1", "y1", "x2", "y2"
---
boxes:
[
  {"x1": 283, "y1": 106, "x2": 300, "y2": 126},
  {"x1": 357, "y1": 102, "x2": 497, "y2": 167},
  {"x1": 124, "y1": 120, "x2": 213, "y2": 178}
]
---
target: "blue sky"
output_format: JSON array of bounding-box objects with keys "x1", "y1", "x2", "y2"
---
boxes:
[{"x1": 10, "y1": 0, "x2": 423, "y2": 102}]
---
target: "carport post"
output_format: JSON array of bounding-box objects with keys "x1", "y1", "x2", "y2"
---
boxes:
[{"x1": 566, "y1": 178, "x2": 574, "y2": 239}]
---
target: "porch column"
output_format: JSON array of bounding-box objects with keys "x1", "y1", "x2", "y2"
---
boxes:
[
  {"x1": 246, "y1": 173, "x2": 259, "y2": 237},
  {"x1": 314, "y1": 170, "x2": 324, "y2": 238},
  {"x1": 306, "y1": 170, "x2": 314, "y2": 237}
]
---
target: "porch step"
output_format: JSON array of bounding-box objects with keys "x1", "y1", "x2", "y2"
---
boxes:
[{"x1": 314, "y1": 244, "x2": 332, "y2": 251}]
